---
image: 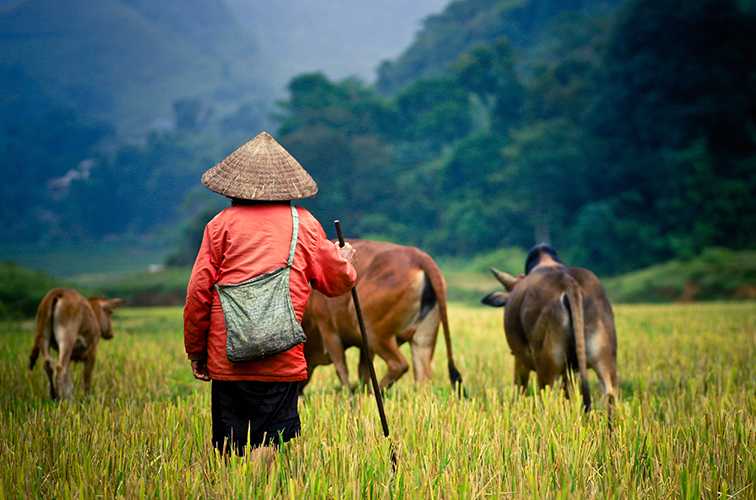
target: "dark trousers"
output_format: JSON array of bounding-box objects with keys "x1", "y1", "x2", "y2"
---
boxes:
[{"x1": 211, "y1": 380, "x2": 301, "y2": 456}]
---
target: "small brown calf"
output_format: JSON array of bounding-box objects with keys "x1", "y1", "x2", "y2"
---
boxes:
[{"x1": 29, "y1": 288, "x2": 122, "y2": 400}]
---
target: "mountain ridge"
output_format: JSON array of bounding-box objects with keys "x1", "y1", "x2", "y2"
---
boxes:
[{"x1": 0, "y1": 0, "x2": 265, "y2": 136}]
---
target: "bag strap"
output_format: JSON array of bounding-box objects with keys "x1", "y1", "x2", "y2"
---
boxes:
[{"x1": 287, "y1": 204, "x2": 299, "y2": 267}]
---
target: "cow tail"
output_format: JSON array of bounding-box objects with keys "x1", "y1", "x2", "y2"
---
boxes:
[
  {"x1": 417, "y1": 252, "x2": 464, "y2": 395},
  {"x1": 564, "y1": 282, "x2": 591, "y2": 412},
  {"x1": 30, "y1": 291, "x2": 59, "y2": 370}
]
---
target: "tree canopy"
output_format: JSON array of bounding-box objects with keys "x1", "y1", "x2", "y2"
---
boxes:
[{"x1": 272, "y1": 0, "x2": 756, "y2": 275}]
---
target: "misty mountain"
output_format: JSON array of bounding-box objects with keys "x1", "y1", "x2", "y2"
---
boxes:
[
  {"x1": 0, "y1": 0, "x2": 450, "y2": 137},
  {"x1": 0, "y1": 0, "x2": 452, "y2": 245},
  {"x1": 227, "y1": 0, "x2": 448, "y2": 88},
  {"x1": 0, "y1": 0, "x2": 268, "y2": 136}
]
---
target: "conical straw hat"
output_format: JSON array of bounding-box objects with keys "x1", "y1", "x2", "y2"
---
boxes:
[{"x1": 201, "y1": 131, "x2": 318, "y2": 200}]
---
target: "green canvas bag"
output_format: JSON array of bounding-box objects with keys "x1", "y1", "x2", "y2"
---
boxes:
[{"x1": 216, "y1": 205, "x2": 306, "y2": 362}]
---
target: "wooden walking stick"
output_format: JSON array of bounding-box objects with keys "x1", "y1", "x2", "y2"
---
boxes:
[{"x1": 334, "y1": 220, "x2": 398, "y2": 472}]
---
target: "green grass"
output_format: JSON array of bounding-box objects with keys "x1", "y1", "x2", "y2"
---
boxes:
[
  {"x1": 0, "y1": 241, "x2": 177, "y2": 313},
  {"x1": 1, "y1": 303, "x2": 754, "y2": 497},
  {"x1": 446, "y1": 247, "x2": 756, "y2": 305},
  {"x1": 74, "y1": 267, "x2": 190, "y2": 307},
  {"x1": 0, "y1": 239, "x2": 170, "y2": 278},
  {"x1": 440, "y1": 247, "x2": 527, "y2": 303},
  {"x1": 604, "y1": 248, "x2": 756, "y2": 303},
  {"x1": 3, "y1": 246, "x2": 753, "y2": 309},
  {"x1": 0, "y1": 262, "x2": 66, "y2": 319}
]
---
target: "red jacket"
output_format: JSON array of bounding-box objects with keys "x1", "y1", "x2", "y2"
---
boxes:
[{"x1": 183, "y1": 202, "x2": 357, "y2": 381}]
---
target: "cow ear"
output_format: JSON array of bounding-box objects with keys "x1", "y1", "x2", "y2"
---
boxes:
[
  {"x1": 481, "y1": 291, "x2": 508, "y2": 307},
  {"x1": 103, "y1": 298, "x2": 124, "y2": 311}
]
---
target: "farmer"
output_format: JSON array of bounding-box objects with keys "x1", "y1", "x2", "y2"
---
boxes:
[{"x1": 184, "y1": 131, "x2": 357, "y2": 462}]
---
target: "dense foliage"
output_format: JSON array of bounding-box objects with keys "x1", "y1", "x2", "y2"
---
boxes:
[
  {"x1": 376, "y1": 0, "x2": 621, "y2": 93},
  {"x1": 274, "y1": 0, "x2": 756, "y2": 274},
  {"x1": 0, "y1": 77, "x2": 257, "y2": 242}
]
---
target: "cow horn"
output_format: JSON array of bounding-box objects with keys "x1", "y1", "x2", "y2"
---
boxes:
[{"x1": 490, "y1": 267, "x2": 518, "y2": 290}]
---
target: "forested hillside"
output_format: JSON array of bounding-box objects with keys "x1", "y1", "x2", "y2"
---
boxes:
[
  {"x1": 0, "y1": 0, "x2": 445, "y2": 251},
  {"x1": 268, "y1": 0, "x2": 756, "y2": 275},
  {"x1": 2, "y1": 0, "x2": 754, "y2": 278},
  {"x1": 376, "y1": 0, "x2": 620, "y2": 93},
  {"x1": 0, "y1": 61, "x2": 264, "y2": 242},
  {"x1": 0, "y1": 0, "x2": 274, "y2": 241}
]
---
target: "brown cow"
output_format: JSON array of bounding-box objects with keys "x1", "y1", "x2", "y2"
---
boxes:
[
  {"x1": 29, "y1": 288, "x2": 122, "y2": 400},
  {"x1": 302, "y1": 240, "x2": 463, "y2": 392},
  {"x1": 482, "y1": 244, "x2": 617, "y2": 414}
]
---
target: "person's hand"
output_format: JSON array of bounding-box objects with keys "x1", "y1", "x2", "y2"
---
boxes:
[
  {"x1": 191, "y1": 359, "x2": 210, "y2": 382},
  {"x1": 338, "y1": 242, "x2": 356, "y2": 263}
]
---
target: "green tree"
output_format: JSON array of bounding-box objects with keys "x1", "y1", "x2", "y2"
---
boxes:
[
  {"x1": 393, "y1": 77, "x2": 473, "y2": 150},
  {"x1": 276, "y1": 74, "x2": 395, "y2": 236},
  {"x1": 502, "y1": 119, "x2": 590, "y2": 245},
  {"x1": 455, "y1": 39, "x2": 524, "y2": 130},
  {"x1": 582, "y1": 0, "x2": 756, "y2": 271}
]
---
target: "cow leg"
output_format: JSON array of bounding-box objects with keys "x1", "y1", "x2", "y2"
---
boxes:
[
  {"x1": 535, "y1": 363, "x2": 559, "y2": 391},
  {"x1": 410, "y1": 306, "x2": 439, "y2": 383},
  {"x1": 594, "y1": 358, "x2": 618, "y2": 410},
  {"x1": 586, "y1": 323, "x2": 618, "y2": 426},
  {"x1": 53, "y1": 333, "x2": 75, "y2": 400},
  {"x1": 374, "y1": 337, "x2": 409, "y2": 390},
  {"x1": 322, "y1": 333, "x2": 350, "y2": 389},
  {"x1": 83, "y1": 353, "x2": 96, "y2": 393},
  {"x1": 534, "y1": 343, "x2": 561, "y2": 391},
  {"x1": 44, "y1": 357, "x2": 56, "y2": 400},
  {"x1": 561, "y1": 371, "x2": 572, "y2": 399},
  {"x1": 533, "y1": 307, "x2": 567, "y2": 392},
  {"x1": 299, "y1": 365, "x2": 315, "y2": 395},
  {"x1": 358, "y1": 352, "x2": 373, "y2": 389},
  {"x1": 514, "y1": 357, "x2": 530, "y2": 393},
  {"x1": 39, "y1": 336, "x2": 57, "y2": 400}
]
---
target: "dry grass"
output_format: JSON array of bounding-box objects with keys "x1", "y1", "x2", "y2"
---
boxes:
[{"x1": 1, "y1": 302, "x2": 754, "y2": 498}]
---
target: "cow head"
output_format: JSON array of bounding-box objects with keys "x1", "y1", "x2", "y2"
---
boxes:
[
  {"x1": 524, "y1": 243, "x2": 562, "y2": 274},
  {"x1": 481, "y1": 267, "x2": 523, "y2": 307},
  {"x1": 91, "y1": 297, "x2": 124, "y2": 339}
]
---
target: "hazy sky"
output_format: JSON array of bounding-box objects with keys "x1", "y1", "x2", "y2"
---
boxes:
[{"x1": 227, "y1": 0, "x2": 448, "y2": 90}]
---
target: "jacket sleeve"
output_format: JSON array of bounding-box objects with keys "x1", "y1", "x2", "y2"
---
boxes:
[
  {"x1": 305, "y1": 216, "x2": 357, "y2": 297},
  {"x1": 183, "y1": 224, "x2": 220, "y2": 361}
]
